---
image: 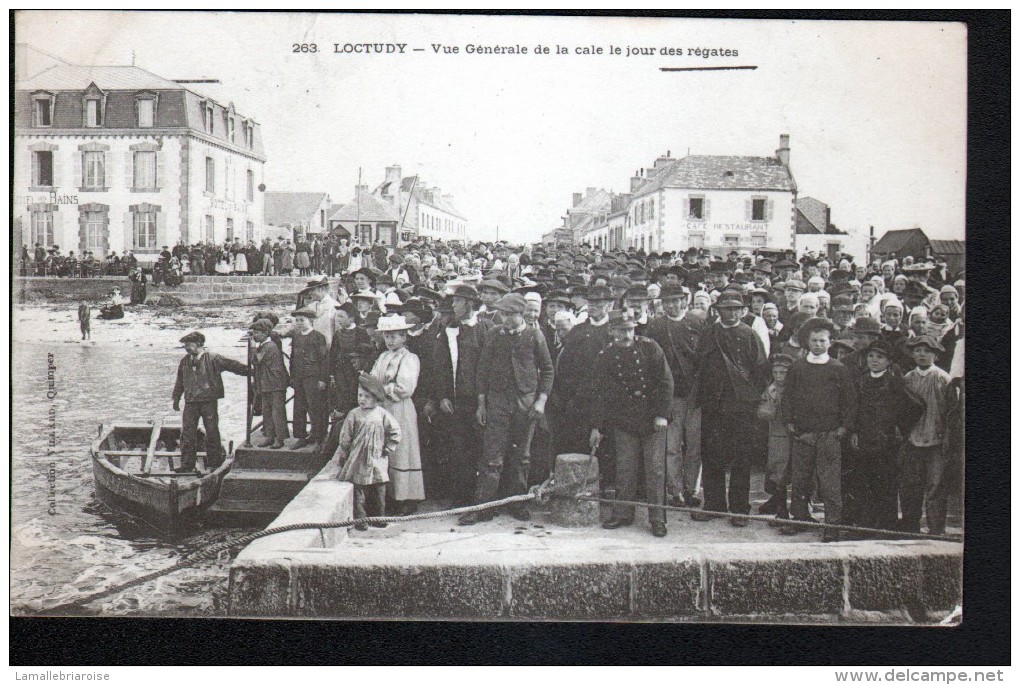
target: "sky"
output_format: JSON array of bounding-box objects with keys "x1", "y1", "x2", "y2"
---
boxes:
[{"x1": 16, "y1": 12, "x2": 968, "y2": 245}]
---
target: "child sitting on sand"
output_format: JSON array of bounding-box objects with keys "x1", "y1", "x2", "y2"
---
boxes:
[{"x1": 334, "y1": 373, "x2": 402, "y2": 531}]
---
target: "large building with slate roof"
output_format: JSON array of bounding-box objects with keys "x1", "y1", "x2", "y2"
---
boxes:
[
  {"x1": 620, "y1": 135, "x2": 797, "y2": 255},
  {"x1": 14, "y1": 44, "x2": 267, "y2": 262}
]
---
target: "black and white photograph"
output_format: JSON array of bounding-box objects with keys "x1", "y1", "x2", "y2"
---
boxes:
[{"x1": 12, "y1": 11, "x2": 972, "y2": 631}]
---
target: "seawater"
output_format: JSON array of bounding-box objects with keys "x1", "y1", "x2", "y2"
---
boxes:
[{"x1": 11, "y1": 306, "x2": 258, "y2": 616}]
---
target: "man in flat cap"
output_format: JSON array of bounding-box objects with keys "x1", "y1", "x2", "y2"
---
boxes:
[
  {"x1": 690, "y1": 291, "x2": 769, "y2": 524},
  {"x1": 429, "y1": 284, "x2": 493, "y2": 506},
  {"x1": 172, "y1": 331, "x2": 249, "y2": 473},
  {"x1": 550, "y1": 284, "x2": 615, "y2": 460},
  {"x1": 460, "y1": 293, "x2": 554, "y2": 525},
  {"x1": 646, "y1": 283, "x2": 707, "y2": 509}
]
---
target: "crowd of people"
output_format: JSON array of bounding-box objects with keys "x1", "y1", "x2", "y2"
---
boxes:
[{"x1": 170, "y1": 239, "x2": 965, "y2": 540}]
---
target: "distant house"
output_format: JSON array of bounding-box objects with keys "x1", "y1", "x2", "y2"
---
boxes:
[
  {"x1": 793, "y1": 197, "x2": 867, "y2": 262},
  {"x1": 328, "y1": 186, "x2": 400, "y2": 246},
  {"x1": 930, "y1": 239, "x2": 966, "y2": 275},
  {"x1": 263, "y1": 191, "x2": 331, "y2": 241},
  {"x1": 871, "y1": 228, "x2": 965, "y2": 274}
]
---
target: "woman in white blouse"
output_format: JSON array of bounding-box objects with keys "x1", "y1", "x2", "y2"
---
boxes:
[{"x1": 369, "y1": 314, "x2": 425, "y2": 514}]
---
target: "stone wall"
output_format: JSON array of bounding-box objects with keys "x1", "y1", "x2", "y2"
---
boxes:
[{"x1": 14, "y1": 275, "x2": 310, "y2": 305}]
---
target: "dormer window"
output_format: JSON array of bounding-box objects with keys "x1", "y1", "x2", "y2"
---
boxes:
[
  {"x1": 82, "y1": 83, "x2": 106, "y2": 128},
  {"x1": 136, "y1": 92, "x2": 158, "y2": 127},
  {"x1": 228, "y1": 117, "x2": 236, "y2": 143},
  {"x1": 32, "y1": 91, "x2": 55, "y2": 127},
  {"x1": 204, "y1": 102, "x2": 215, "y2": 134}
]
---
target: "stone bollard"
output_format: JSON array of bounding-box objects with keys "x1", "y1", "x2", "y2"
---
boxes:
[{"x1": 548, "y1": 453, "x2": 600, "y2": 527}]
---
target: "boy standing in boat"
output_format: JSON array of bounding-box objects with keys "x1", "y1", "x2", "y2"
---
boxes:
[{"x1": 172, "y1": 331, "x2": 249, "y2": 474}]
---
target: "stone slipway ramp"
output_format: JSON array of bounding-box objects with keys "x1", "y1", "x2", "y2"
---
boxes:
[{"x1": 227, "y1": 464, "x2": 962, "y2": 623}]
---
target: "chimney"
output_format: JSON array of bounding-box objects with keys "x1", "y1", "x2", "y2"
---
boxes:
[
  {"x1": 355, "y1": 184, "x2": 369, "y2": 197},
  {"x1": 777, "y1": 134, "x2": 790, "y2": 167},
  {"x1": 586, "y1": 187, "x2": 597, "y2": 198},
  {"x1": 572, "y1": 193, "x2": 583, "y2": 207},
  {"x1": 654, "y1": 150, "x2": 675, "y2": 170},
  {"x1": 630, "y1": 170, "x2": 643, "y2": 192}
]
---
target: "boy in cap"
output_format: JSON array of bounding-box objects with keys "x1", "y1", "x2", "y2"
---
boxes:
[
  {"x1": 289, "y1": 307, "x2": 330, "y2": 449},
  {"x1": 780, "y1": 318, "x2": 857, "y2": 541},
  {"x1": 845, "y1": 340, "x2": 922, "y2": 534},
  {"x1": 172, "y1": 331, "x2": 249, "y2": 473},
  {"x1": 250, "y1": 318, "x2": 290, "y2": 449},
  {"x1": 334, "y1": 373, "x2": 402, "y2": 531},
  {"x1": 756, "y1": 353, "x2": 794, "y2": 520},
  {"x1": 900, "y1": 335, "x2": 952, "y2": 535}
]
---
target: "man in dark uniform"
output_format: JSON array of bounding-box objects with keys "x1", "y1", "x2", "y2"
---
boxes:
[
  {"x1": 429, "y1": 285, "x2": 493, "y2": 505},
  {"x1": 459, "y1": 293, "x2": 554, "y2": 525},
  {"x1": 645, "y1": 283, "x2": 707, "y2": 508},
  {"x1": 172, "y1": 331, "x2": 249, "y2": 473},
  {"x1": 691, "y1": 290, "x2": 769, "y2": 524},
  {"x1": 289, "y1": 307, "x2": 330, "y2": 449},
  {"x1": 592, "y1": 310, "x2": 674, "y2": 537}
]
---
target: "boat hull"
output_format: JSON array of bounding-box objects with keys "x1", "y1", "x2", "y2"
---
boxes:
[{"x1": 90, "y1": 420, "x2": 232, "y2": 537}]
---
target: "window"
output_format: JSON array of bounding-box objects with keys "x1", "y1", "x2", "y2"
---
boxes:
[
  {"x1": 32, "y1": 151, "x2": 54, "y2": 187},
  {"x1": 751, "y1": 234, "x2": 767, "y2": 247},
  {"x1": 689, "y1": 233, "x2": 705, "y2": 248},
  {"x1": 133, "y1": 151, "x2": 157, "y2": 190},
  {"x1": 85, "y1": 99, "x2": 101, "y2": 127},
  {"x1": 228, "y1": 117, "x2": 236, "y2": 143},
  {"x1": 247, "y1": 169, "x2": 254, "y2": 201},
  {"x1": 205, "y1": 104, "x2": 215, "y2": 134},
  {"x1": 246, "y1": 221, "x2": 254, "y2": 241},
  {"x1": 31, "y1": 210, "x2": 54, "y2": 246},
  {"x1": 82, "y1": 151, "x2": 105, "y2": 189},
  {"x1": 205, "y1": 157, "x2": 215, "y2": 193},
  {"x1": 752, "y1": 198, "x2": 767, "y2": 221},
  {"x1": 84, "y1": 211, "x2": 105, "y2": 251},
  {"x1": 650, "y1": 199, "x2": 655, "y2": 221},
  {"x1": 244, "y1": 122, "x2": 254, "y2": 148},
  {"x1": 205, "y1": 215, "x2": 215, "y2": 242},
  {"x1": 133, "y1": 210, "x2": 157, "y2": 249},
  {"x1": 33, "y1": 97, "x2": 53, "y2": 127},
  {"x1": 226, "y1": 218, "x2": 235, "y2": 241},
  {"x1": 137, "y1": 99, "x2": 155, "y2": 127},
  {"x1": 688, "y1": 197, "x2": 705, "y2": 220},
  {"x1": 724, "y1": 235, "x2": 740, "y2": 246}
]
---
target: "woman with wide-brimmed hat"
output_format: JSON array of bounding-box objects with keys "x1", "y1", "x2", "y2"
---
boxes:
[{"x1": 369, "y1": 314, "x2": 425, "y2": 513}]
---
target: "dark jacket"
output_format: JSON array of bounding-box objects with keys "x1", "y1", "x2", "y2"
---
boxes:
[
  {"x1": 289, "y1": 329, "x2": 329, "y2": 383},
  {"x1": 692, "y1": 322, "x2": 769, "y2": 414},
  {"x1": 329, "y1": 325, "x2": 377, "y2": 413},
  {"x1": 645, "y1": 313, "x2": 707, "y2": 398},
  {"x1": 431, "y1": 318, "x2": 492, "y2": 405},
  {"x1": 552, "y1": 319, "x2": 612, "y2": 421},
  {"x1": 172, "y1": 351, "x2": 248, "y2": 404},
  {"x1": 591, "y1": 336, "x2": 674, "y2": 435},
  {"x1": 477, "y1": 324, "x2": 555, "y2": 398},
  {"x1": 781, "y1": 357, "x2": 857, "y2": 434},
  {"x1": 251, "y1": 338, "x2": 289, "y2": 394}
]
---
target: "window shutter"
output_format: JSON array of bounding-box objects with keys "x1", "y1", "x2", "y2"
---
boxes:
[
  {"x1": 31, "y1": 152, "x2": 40, "y2": 186},
  {"x1": 52, "y1": 151, "x2": 62, "y2": 189},
  {"x1": 73, "y1": 153, "x2": 83, "y2": 190},
  {"x1": 104, "y1": 151, "x2": 113, "y2": 188},
  {"x1": 125, "y1": 151, "x2": 135, "y2": 189},
  {"x1": 156, "y1": 210, "x2": 167, "y2": 248},
  {"x1": 124, "y1": 211, "x2": 134, "y2": 252},
  {"x1": 767, "y1": 199, "x2": 775, "y2": 222},
  {"x1": 78, "y1": 210, "x2": 88, "y2": 255},
  {"x1": 745, "y1": 199, "x2": 752, "y2": 221},
  {"x1": 52, "y1": 211, "x2": 64, "y2": 249},
  {"x1": 102, "y1": 211, "x2": 111, "y2": 256},
  {"x1": 155, "y1": 151, "x2": 164, "y2": 190},
  {"x1": 704, "y1": 198, "x2": 711, "y2": 221}
]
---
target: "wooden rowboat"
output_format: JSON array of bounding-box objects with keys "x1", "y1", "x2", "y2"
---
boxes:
[{"x1": 90, "y1": 418, "x2": 233, "y2": 536}]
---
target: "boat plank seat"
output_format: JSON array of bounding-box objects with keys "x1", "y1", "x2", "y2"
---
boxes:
[{"x1": 143, "y1": 418, "x2": 164, "y2": 475}]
